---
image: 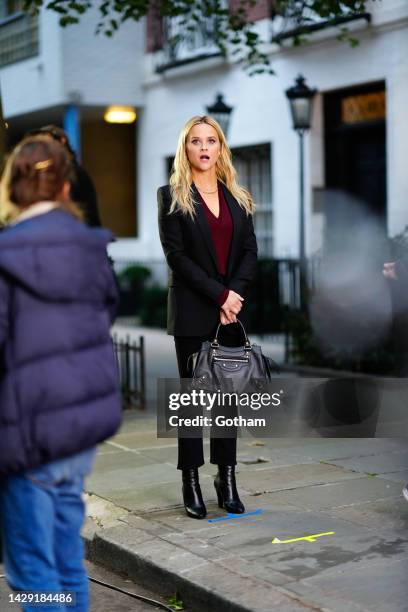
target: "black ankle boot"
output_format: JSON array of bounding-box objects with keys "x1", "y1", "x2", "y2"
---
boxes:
[
  {"x1": 182, "y1": 468, "x2": 207, "y2": 519},
  {"x1": 214, "y1": 465, "x2": 245, "y2": 514}
]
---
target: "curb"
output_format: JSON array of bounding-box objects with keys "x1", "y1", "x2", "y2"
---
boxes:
[
  {"x1": 84, "y1": 530, "x2": 250, "y2": 612},
  {"x1": 83, "y1": 519, "x2": 323, "y2": 612}
]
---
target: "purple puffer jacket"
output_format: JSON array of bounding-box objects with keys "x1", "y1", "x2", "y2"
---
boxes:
[{"x1": 0, "y1": 209, "x2": 122, "y2": 477}]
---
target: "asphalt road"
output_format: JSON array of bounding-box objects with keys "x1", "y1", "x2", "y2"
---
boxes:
[{"x1": 0, "y1": 560, "x2": 177, "y2": 612}]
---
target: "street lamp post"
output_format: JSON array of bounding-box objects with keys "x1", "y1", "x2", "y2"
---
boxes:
[
  {"x1": 285, "y1": 75, "x2": 317, "y2": 310},
  {"x1": 206, "y1": 93, "x2": 233, "y2": 137}
]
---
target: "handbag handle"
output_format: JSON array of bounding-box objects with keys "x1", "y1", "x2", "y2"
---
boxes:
[{"x1": 211, "y1": 319, "x2": 251, "y2": 351}]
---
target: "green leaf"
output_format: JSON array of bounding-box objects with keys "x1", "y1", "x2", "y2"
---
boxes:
[
  {"x1": 168, "y1": 591, "x2": 184, "y2": 610},
  {"x1": 25, "y1": 0, "x2": 372, "y2": 76},
  {"x1": 60, "y1": 15, "x2": 80, "y2": 25}
]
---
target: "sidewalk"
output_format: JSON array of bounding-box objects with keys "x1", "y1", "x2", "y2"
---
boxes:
[{"x1": 83, "y1": 325, "x2": 408, "y2": 611}]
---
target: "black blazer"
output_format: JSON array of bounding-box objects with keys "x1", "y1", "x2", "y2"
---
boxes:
[{"x1": 157, "y1": 182, "x2": 258, "y2": 336}]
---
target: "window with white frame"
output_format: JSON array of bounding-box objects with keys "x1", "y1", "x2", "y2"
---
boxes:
[
  {"x1": 0, "y1": 1, "x2": 38, "y2": 67},
  {"x1": 232, "y1": 143, "x2": 273, "y2": 258}
]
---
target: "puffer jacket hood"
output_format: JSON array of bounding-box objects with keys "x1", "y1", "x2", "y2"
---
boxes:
[{"x1": 0, "y1": 209, "x2": 113, "y2": 302}]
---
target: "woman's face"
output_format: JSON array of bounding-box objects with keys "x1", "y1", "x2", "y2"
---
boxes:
[{"x1": 186, "y1": 123, "x2": 221, "y2": 173}]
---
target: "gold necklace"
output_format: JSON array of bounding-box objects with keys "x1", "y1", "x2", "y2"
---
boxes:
[{"x1": 196, "y1": 185, "x2": 218, "y2": 194}]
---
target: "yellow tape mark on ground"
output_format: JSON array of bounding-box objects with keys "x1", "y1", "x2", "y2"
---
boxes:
[{"x1": 272, "y1": 531, "x2": 335, "y2": 544}]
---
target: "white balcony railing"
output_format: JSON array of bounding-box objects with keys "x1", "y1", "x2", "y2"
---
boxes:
[
  {"x1": 270, "y1": 2, "x2": 371, "y2": 43},
  {"x1": 157, "y1": 12, "x2": 221, "y2": 71}
]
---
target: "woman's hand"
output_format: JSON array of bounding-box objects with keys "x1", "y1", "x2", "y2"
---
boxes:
[
  {"x1": 222, "y1": 290, "x2": 243, "y2": 313},
  {"x1": 221, "y1": 290, "x2": 243, "y2": 324},
  {"x1": 220, "y1": 310, "x2": 230, "y2": 325},
  {"x1": 383, "y1": 262, "x2": 398, "y2": 280}
]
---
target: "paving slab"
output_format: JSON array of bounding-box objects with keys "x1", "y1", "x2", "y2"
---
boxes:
[
  {"x1": 318, "y1": 496, "x2": 408, "y2": 534},
  {"x1": 146, "y1": 497, "x2": 305, "y2": 533},
  {"x1": 287, "y1": 556, "x2": 408, "y2": 612},
  {"x1": 229, "y1": 447, "x2": 317, "y2": 467},
  {"x1": 235, "y1": 462, "x2": 362, "y2": 494},
  {"x1": 291, "y1": 438, "x2": 408, "y2": 462},
  {"x1": 253, "y1": 527, "x2": 408, "y2": 581},
  {"x1": 260, "y1": 476, "x2": 402, "y2": 511},
  {"x1": 115, "y1": 414, "x2": 163, "y2": 432},
  {"x1": 107, "y1": 431, "x2": 179, "y2": 450},
  {"x1": 137, "y1": 440, "x2": 327, "y2": 470},
  {"x1": 379, "y1": 468, "x2": 408, "y2": 483},
  {"x1": 92, "y1": 449, "x2": 158, "y2": 471},
  {"x1": 324, "y1": 450, "x2": 408, "y2": 475},
  {"x1": 88, "y1": 463, "x2": 179, "y2": 493},
  {"x1": 136, "y1": 441, "x2": 209, "y2": 466}
]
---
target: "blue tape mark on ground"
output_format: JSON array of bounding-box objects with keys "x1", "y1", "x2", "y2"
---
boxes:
[{"x1": 208, "y1": 508, "x2": 264, "y2": 522}]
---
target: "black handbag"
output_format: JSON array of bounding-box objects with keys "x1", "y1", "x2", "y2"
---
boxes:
[{"x1": 188, "y1": 320, "x2": 278, "y2": 395}]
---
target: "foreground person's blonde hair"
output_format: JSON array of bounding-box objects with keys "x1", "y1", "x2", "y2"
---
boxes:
[{"x1": 169, "y1": 115, "x2": 255, "y2": 218}]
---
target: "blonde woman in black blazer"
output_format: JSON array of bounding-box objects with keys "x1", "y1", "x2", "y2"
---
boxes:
[{"x1": 158, "y1": 115, "x2": 258, "y2": 519}]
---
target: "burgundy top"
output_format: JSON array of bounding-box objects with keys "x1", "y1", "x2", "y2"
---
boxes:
[{"x1": 199, "y1": 184, "x2": 232, "y2": 307}]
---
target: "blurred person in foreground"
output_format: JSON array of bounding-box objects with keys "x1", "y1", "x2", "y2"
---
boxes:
[
  {"x1": 383, "y1": 259, "x2": 408, "y2": 503},
  {"x1": 0, "y1": 135, "x2": 122, "y2": 611},
  {"x1": 26, "y1": 125, "x2": 102, "y2": 227}
]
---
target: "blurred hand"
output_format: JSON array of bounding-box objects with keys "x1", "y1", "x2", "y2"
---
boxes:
[
  {"x1": 221, "y1": 308, "x2": 237, "y2": 324},
  {"x1": 383, "y1": 262, "x2": 398, "y2": 280},
  {"x1": 221, "y1": 290, "x2": 243, "y2": 321},
  {"x1": 220, "y1": 310, "x2": 230, "y2": 325},
  {"x1": 221, "y1": 290, "x2": 244, "y2": 324}
]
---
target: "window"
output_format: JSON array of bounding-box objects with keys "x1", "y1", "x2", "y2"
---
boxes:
[
  {"x1": 163, "y1": 14, "x2": 219, "y2": 62},
  {"x1": 156, "y1": 8, "x2": 223, "y2": 71},
  {"x1": 0, "y1": 2, "x2": 39, "y2": 68},
  {"x1": 232, "y1": 143, "x2": 273, "y2": 258},
  {"x1": 0, "y1": 1, "x2": 24, "y2": 20}
]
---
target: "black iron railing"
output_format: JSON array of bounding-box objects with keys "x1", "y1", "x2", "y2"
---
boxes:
[{"x1": 113, "y1": 334, "x2": 146, "y2": 410}]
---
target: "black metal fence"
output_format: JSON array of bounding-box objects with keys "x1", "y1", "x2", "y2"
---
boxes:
[
  {"x1": 246, "y1": 257, "x2": 322, "y2": 362},
  {"x1": 113, "y1": 334, "x2": 146, "y2": 410}
]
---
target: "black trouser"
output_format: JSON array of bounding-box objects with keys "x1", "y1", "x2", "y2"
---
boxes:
[{"x1": 174, "y1": 323, "x2": 241, "y2": 470}]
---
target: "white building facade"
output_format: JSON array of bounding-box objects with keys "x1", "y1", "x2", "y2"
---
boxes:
[
  {"x1": 0, "y1": 1, "x2": 407, "y2": 281},
  {"x1": 108, "y1": 0, "x2": 408, "y2": 282},
  {"x1": 0, "y1": 2, "x2": 144, "y2": 238}
]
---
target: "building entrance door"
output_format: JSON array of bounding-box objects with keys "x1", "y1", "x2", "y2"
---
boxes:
[{"x1": 324, "y1": 82, "x2": 387, "y2": 245}]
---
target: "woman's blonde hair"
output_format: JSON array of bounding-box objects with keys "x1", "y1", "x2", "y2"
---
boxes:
[
  {"x1": 0, "y1": 135, "x2": 83, "y2": 225},
  {"x1": 169, "y1": 115, "x2": 255, "y2": 218}
]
